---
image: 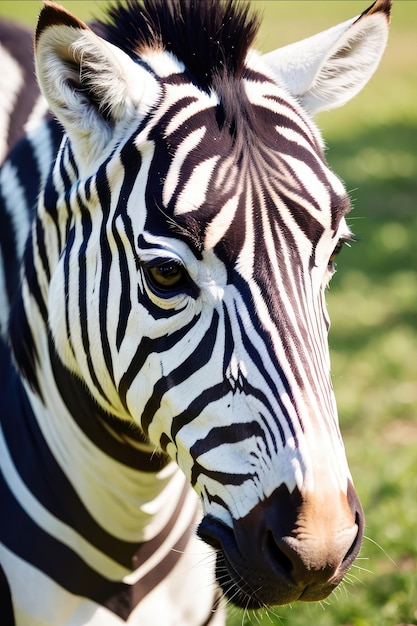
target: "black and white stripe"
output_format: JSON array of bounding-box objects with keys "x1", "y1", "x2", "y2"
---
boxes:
[
  {"x1": 0, "y1": 18, "x2": 57, "y2": 339},
  {"x1": 0, "y1": 19, "x2": 49, "y2": 165},
  {"x1": 0, "y1": 1, "x2": 391, "y2": 624}
]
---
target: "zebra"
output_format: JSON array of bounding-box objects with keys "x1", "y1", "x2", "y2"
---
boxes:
[
  {"x1": 0, "y1": 18, "x2": 49, "y2": 166},
  {"x1": 0, "y1": 1, "x2": 391, "y2": 624},
  {"x1": 0, "y1": 18, "x2": 56, "y2": 339}
]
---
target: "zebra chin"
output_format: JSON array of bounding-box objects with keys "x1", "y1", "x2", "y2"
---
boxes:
[{"x1": 197, "y1": 481, "x2": 364, "y2": 608}]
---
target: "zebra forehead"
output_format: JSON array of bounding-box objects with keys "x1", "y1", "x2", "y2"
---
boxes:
[
  {"x1": 135, "y1": 87, "x2": 342, "y2": 252},
  {"x1": 141, "y1": 112, "x2": 349, "y2": 261},
  {"x1": 94, "y1": 0, "x2": 260, "y2": 92}
]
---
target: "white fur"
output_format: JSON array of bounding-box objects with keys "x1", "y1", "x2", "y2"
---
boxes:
[
  {"x1": 262, "y1": 9, "x2": 390, "y2": 114},
  {"x1": 35, "y1": 25, "x2": 161, "y2": 171}
]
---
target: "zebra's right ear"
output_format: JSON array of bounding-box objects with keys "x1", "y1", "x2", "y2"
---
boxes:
[{"x1": 34, "y1": 1, "x2": 159, "y2": 166}]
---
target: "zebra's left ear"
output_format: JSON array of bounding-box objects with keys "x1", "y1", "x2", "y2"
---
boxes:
[
  {"x1": 34, "y1": 1, "x2": 159, "y2": 165},
  {"x1": 262, "y1": 0, "x2": 391, "y2": 115}
]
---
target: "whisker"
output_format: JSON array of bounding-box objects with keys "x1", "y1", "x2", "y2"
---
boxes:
[
  {"x1": 344, "y1": 572, "x2": 365, "y2": 586},
  {"x1": 351, "y1": 562, "x2": 374, "y2": 576},
  {"x1": 362, "y1": 535, "x2": 398, "y2": 568}
]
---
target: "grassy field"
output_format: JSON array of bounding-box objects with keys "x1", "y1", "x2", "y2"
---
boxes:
[{"x1": 1, "y1": 1, "x2": 416, "y2": 625}]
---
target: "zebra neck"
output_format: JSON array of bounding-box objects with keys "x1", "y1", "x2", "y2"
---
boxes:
[
  {"x1": 2, "y1": 334, "x2": 208, "y2": 618},
  {"x1": 11, "y1": 323, "x2": 194, "y2": 547}
]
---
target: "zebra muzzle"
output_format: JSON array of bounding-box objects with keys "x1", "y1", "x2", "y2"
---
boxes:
[{"x1": 197, "y1": 480, "x2": 363, "y2": 607}]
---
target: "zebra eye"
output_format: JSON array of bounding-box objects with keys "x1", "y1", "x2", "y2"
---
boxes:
[
  {"x1": 329, "y1": 240, "x2": 345, "y2": 266},
  {"x1": 328, "y1": 236, "x2": 354, "y2": 272},
  {"x1": 146, "y1": 261, "x2": 188, "y2": 293}
]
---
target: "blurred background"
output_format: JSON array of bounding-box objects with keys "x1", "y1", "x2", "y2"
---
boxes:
[{"x1": 1, "y1": 1, "x2": 415, "y2": 625}]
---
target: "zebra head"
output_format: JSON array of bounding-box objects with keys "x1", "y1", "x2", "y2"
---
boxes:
[{"x1": 31, "y1": 0, "x2": 391, "y2": 609}]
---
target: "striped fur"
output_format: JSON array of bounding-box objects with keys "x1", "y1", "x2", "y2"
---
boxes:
[
  {"x1": 0, "y1": 19, "x2": 48, "y2": 165},
  {"x1": 0, "y1": 19, "x2": 56, "y2": 339},
  {"x1": 0, "y1": 1, "x2": 391, "y2": 624}
]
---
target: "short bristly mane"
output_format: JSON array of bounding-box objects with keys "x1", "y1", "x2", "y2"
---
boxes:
[{"x1": 95, "y1": 0, "x2": 260, "y2": 91}]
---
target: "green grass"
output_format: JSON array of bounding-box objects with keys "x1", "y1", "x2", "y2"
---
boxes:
[{"x1": 2, "y1": 1, "x2": 416, "y2": 625}]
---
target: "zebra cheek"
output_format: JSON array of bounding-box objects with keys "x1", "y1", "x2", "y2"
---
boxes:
[{"x1": 47, "y1": 259, "x2": 80, "y2": 376}]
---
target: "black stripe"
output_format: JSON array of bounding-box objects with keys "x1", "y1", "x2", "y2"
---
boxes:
[
  {"x1": 113, "y1": 141, "x2": 143, "y2": 349},
  {"x1": 8, "y1": 134, "x2": 42, "y2": 219},
  {"x1": 42, "y1": 169, "x2": 61, "y2": 244},
  {"x1": 1, "y1": 344, "x2": 169, "y2": 568},
  {"x1": 59, "y1": 142, "x2": 74, "y2": 241},
  {"x1": 47, "y1": 337, "x2": 168, "y2": 472},
  {"x1": 94, "y1": 161, "x2": 116, "y2": 388},
  {"x1": 141, "y1": 310, "x2": 219, "y2": 435},
  {"x1": 23, "y1": 236, "x2": 48, "y2": 324},
  {"x1": 117, "y1": 313, "x2": 202, "y2": 412},
  {"x1": 0, "y1": 21, "x2": 39, "y2": 157},
  {"x1": 35, "y1": 209, "x2": 51, "y2": 283},
  {"x1": 232, "y1": 292, "x2": 299, "y2": 440},
  {"x1": 0, "y1": 563, "x2": 15, "y2": 626},
  {"x1": 190, "y1": 421, "x2": 265, "y2": 486},
  {"x1": 0, "y1": 187, "x2": 20, "y2": 307},
  {"x1": 114, "y1": 215, "x2": 133, "y2": 351},
  {"x1": 63, "y1": 222, "x2": 78, "y2": 362},
  {"x1": 170, "y1": 381, "x2": 231, "y2": 444},
  {"x1": 74, "y1": 181, "x2": 112, "y2": 404},
  {"x1": 0, "y1": 467, "x2": 194, "y2": 621},
  {"x1": 8, "y1": 290, "x2": 42, "y2": 398}
]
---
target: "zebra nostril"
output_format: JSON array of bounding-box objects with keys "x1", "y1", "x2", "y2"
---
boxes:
[
  {"x1": 265, "y1": 530, "x2": 293, "y2": 575},
  {"x1": 342, "y1": 511, "x2": 362, "y2": 565},
  {"x1": 197, "y1": 517, "x2": 223, "y2": 551},
  {"x1": 264, "y1": 526, "x2": 337, "y2": 586},
  {"x1": 342, "y1": 484, "x2": 365, "y2": 568}
]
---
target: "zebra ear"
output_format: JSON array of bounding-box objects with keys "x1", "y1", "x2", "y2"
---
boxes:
[
  {"x1": 34, "y1": 1, "x2": 159, "y2": 164},
  {"x1": 262, "y1": 0, "x2": 391, "y2": 115}
]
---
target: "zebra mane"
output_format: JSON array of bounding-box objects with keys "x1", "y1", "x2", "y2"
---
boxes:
[{"x1": 94, "y1": 0, "x2": 260, "y2": 91}]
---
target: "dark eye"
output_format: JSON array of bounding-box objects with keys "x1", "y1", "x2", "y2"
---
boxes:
[
  {"x1": 328, "y1": 236, "x2": 354, "y2": 271},
  {"x1": 329, "y1": 240, "x2": 345, "y2": 267},
  {"x1": 146, "y1": 261, "x2": 189, "y2": 293}
]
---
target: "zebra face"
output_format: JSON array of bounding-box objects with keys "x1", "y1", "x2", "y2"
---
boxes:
[
  {"x1": 125, "y1": 89, "x2": 363, "y2": 606},
  {"x1": 44, "y1": 72, "x2": 360, "y2": 607},
  {"x1": 33, "y1": 0, "x2": 390, "y2": 610}
]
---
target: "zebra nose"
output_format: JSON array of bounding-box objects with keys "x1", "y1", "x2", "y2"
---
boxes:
[
  {"x1": 255, "y1": 508, "x2": 361, "y2": 591},
  {"x1": 234, "y1": 481, "x2": 363, "y2": 602},
  {"x1": 199, "y1": 480, "x2": 363, "y2": 606}
]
